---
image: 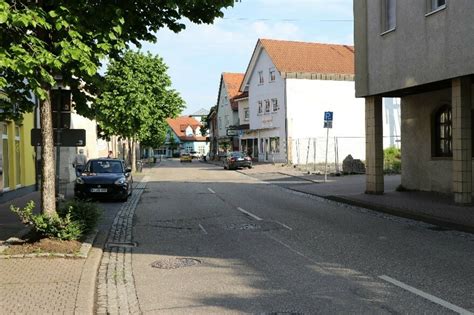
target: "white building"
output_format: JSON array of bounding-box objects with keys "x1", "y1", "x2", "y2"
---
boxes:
[
  {"x1": 239, "y1": 39, "x2": 400, "y2": 165},
  {"x1": 215, "y1": 73, "x2": 244, "y2": 153}
]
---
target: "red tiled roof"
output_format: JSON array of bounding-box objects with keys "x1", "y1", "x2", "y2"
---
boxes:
[
  {"x1": 222, "y1": 73, "x2": 245, "y2": 100},
  {"x1": 260, "y1": 39, "x2": 354, "y2": 75},
  {"x1": 166, "y1": 116, "x2": 207, "y2": 141}
]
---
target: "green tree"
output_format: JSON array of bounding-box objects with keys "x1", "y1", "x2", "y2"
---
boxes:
[
  {"x1": 200, "y1": 115, "x2": 209, "y2": 137},
  {"x1": 96, "y1": 50, "x2": 184, "y2": 170},
  {"x1": 168, "y1": 132, "x2": 179, "y2": 157},
  {"x1": 0, "y1": 0, "x2": 234, "y2": 215}
]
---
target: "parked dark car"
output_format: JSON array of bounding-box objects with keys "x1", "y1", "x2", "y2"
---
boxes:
[
  {"x1": 223, "y1": 152, "x2": 252, "y2": 170},
  {"x1": 74, "y1": 159, "x2": 133, "y2": 201}
]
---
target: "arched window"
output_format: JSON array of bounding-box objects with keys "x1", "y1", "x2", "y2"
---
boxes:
[{"x1": 434, "y1": 105, "x2": 452, "y2": 157}]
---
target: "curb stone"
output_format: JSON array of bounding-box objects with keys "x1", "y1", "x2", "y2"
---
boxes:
[
  {"x1": 0, "y1": 228, "x2": 99, "y2": 259},
  {"x1": 96, "y1": 178, "x2": 148, "y2": 314}
]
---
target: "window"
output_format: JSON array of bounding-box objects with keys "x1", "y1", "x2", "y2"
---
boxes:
[
  {"x1": 264, "y1": 99, "x2": 270, "y2": 113},
  {"x1": 272, "y1": 98, "x2": 279, "y2": 112},
  {"x1": 270, "y1": 137, "x2": 280, "y2": 153},
  {"x1": 14, "y1": 125, "x2": 20, "y2": 187},
  {"x1": 258, "y1": 71, "x2": 264, "y2": 85},
  {"x1": 269, "y1": 68, "x2": 276, "y2": 82},
  {"x1": 427, "y1": 0, "x2": 446, "y2": 13},
  {"x1": 434, "y1": 105, "x2": 452, "y2": 157},
  {"x1": 382, "y1": 0, "x2": 396, "y2": 33},
  {"x1": 224, "y1": 96, "x2": 228, "y2": 105},
  {"x1": 244, "y1": 108, "x2": 249, "y2": 121},
  {"x1": 258, "y1": 101, "x2": 263, "y2": 114},
  {"x1": 218, "y1": 117, "x2": 222, "y2": 129},
  {"x1": 1, "y1": 124, "x2": 7, "y2": 191}
]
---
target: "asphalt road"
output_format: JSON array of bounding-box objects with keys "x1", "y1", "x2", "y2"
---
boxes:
[{"x1": 131, "y1": 159, "x2": 474, "y2": 314}]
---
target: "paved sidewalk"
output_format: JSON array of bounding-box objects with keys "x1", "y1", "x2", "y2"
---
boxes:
[
  {"x1": 206, "y1": 160, "x2": 474, "y2": 233},
  {"x1": 0, "y1": 169, "x2": 151, "y2": 314}
]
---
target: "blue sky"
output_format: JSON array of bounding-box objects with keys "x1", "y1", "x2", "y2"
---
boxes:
[{"x1": 141, "y1": 0, "x2": 354, "y2": 116}]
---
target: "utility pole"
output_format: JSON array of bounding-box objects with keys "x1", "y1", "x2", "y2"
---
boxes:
[{"x1": 323, "y1": 111, "x2": 333, "y2": 183}]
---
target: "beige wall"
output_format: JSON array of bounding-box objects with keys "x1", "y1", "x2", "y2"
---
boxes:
[
  {"x1": 401, "y1": 87, "x2": 474, "y2": 194},
  {"x1": 355, "y1": 0, "x2": 474, "y2": 97}
]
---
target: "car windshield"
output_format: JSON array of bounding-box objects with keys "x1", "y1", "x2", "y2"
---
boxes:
[
  {"x1": 88, "y1": 160, "x2": 123, "y2": 173},
  {"x1": 230, "y1": 152, "x2": 245, "y2": 158}
]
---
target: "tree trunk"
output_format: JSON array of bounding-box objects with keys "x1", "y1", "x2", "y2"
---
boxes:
[
  {"x1": 40, "y1": 89, "x2": 57, "y2": 216},
  {"x1": 131, "y1": 138, "x2": 136, "y2": 172}
]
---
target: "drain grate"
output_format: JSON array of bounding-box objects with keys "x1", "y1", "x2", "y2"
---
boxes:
[
  {"x1": 427, "y1": 225, "x2": 451, "y2": 232},
  {"x1": 106, "y1": 242, "x2": 137, "y2": 248},
  {"x1": 151, "y1": 258, "x2": 202, "y2": 270}
]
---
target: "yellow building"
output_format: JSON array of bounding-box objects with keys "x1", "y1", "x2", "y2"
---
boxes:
[{"x1": 1, "y1": 112, "x2": 36, "y2": 199}]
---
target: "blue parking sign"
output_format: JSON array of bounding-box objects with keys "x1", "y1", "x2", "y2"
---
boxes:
[{"x1": 324, "y1": 111, "x2": 333, "y2": 121}]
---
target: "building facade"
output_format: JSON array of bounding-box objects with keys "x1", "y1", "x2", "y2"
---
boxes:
[
  {"x1": 1, "y1": 113, "x2": 37, "y2": 201},
  {"x1": 215, "y1": 73, "x2": 243, "y2": 154},
  {"x1": 240, "y1": 39, "x2": 400, "y2": 164},
  {"x1": 354, "y1": 0, "x2": 473, "y2": 203},
  {"x1": 164, "y1": 116, "x2": 209, "y2": 157}
]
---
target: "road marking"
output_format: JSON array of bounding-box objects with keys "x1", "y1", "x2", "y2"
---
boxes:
[
  {"x1": 379, "y1": 275, "x2": 473, "y2": 315},
  {"x1": 207, "y1": 188, "x2": 216, "y2": 194},
  {"x1": 237, "y1": 207, "x2": 263, "y2": 221},
  {"x1": 274, "y1": 220, "x2": 293, "y2": 231},
  {"x1": 266, "y1": 234, "x2": 312, "y2": 261},
  {"x1": 198, "y1": 224, "x2": 208, "y2": 235}
]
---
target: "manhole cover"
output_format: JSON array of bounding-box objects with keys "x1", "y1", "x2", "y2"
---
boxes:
[
  {"x1": 151, "y1": 258, "x2": 202, "y2": 269},
  {"x1": 225, "y1": 223, "x2": 260, "y2": 230}
]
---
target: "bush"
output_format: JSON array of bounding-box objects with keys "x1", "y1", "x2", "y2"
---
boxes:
[
  {"x1": 58, "y1": 200, "x2": 102, "y2": 234},
  {"x1": 384, "y1": 146, "x2": 401, "y2": 174},
  {"x1": 10, "y1": 200, "x2": 101, "y2": 241}
]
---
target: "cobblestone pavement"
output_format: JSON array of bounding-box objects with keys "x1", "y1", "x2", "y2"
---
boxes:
[
  {"x1": 96, "y1": 179, "x2": 148, "y2": 314},
  {"x1": 0, "y1": 258, "x2": 85, "y2": 314}
]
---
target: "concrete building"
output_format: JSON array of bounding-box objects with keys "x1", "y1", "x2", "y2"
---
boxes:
[{"x1": 354, "y1": 0, "x2": 473, "y2": 204}]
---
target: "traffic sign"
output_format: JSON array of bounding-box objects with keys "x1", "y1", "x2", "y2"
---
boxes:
[
  {"x1": 31, "y1": 129, "x2": 86, "y2": 147},
  {"x1": 324, "y1": 111, "x2": 333, "y2": 122},
  {"x1": 226, "y1": 129, "x2": 239, "y2": 136},
  {"x1": 324, "y1": 121, "x2": 333, "y2": 129},
  {"x1": 51, "y1": 89, "x2": 72, "y2": 129}
]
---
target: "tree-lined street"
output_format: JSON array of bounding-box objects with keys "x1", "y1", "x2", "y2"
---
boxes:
[{"x1": 123, "y1": 160, "x2": 474, "y2": 313}]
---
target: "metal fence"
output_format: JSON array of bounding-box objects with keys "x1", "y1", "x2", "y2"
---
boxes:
[{"x1": 290, "y1": 136, "x2": 401, "y2": 174}]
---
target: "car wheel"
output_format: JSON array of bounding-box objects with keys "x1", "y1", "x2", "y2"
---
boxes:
[
  {"x1": 248, "y1": 165, "x2": 253, "y2": 169},
  {"x1": 224, "y1": 165, "x2": 228, "y2": 170}
]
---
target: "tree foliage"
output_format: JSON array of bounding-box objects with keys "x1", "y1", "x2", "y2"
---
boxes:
[
  {"x1": 95, "y1": 50, "x2": 184, "y2": 146},
  {"x1": 0, "y1": 0, "x2": 234, "y2": 117},
  {"x1": 0, "y1": 0, "x2": 234, "y2": 215}
]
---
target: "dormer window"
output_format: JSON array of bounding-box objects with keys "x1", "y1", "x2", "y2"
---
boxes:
[{"x1": 185, "y1": 126, "x2": 194, "y2": 137}]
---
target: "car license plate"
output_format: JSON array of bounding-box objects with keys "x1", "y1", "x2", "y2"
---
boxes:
[
  {"x1": 91, "y1": 188, "x2": 107, "y2": 193},
  {"x1": 237, "y1": 158, "x2": 244, "y2": 161}
]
